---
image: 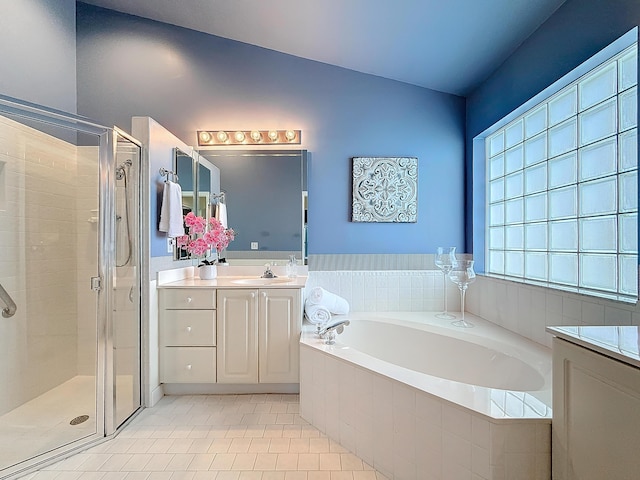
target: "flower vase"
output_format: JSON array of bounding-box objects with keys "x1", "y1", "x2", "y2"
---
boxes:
[{"x1": 199, "y1": 264, "x2": 217, "y2": 280}]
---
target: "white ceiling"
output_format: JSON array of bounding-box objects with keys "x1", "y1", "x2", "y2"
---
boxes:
[{"x1": 80, "y1": 0, "x2": 567, "y2": 96}]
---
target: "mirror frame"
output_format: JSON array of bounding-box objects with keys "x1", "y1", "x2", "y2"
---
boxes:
[
  {"x1": 173, "y1": 147, "x2": 195, "y2": 260},
  {"x1": 199, "y1": 149, "x2": 308, "y2": 265}
]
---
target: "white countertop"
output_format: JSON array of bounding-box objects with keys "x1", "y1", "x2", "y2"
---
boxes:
[
  {"x1": 158, "y1": 275, "x2": 307, "y2": 289},
  {"x1": 547, "y1": 325, "x2": 640, "y2": 369},
  {"x1": 156, "y1": 265, "x2": 307, "y2": 289}
]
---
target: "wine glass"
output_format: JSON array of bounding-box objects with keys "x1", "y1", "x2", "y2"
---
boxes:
[
  {"x1": 448, "y1": 259, "x2": 476, "y2": 328},
  {"x1": 434, "y1": 247, "x2": 456, "y2": 319}
]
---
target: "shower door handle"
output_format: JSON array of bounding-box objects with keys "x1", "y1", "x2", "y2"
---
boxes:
[
  {"x1": 90, "y1": 276, "x2": 103, "y2": 292},
  {"x1": 0, "y1": 282, "x2": 17, "y2": 318}
]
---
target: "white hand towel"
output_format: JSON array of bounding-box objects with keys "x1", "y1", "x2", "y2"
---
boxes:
[
  {"x1": 214, "y1": 202, "x2": 228, "y2": 228},
  {"x1": 304, "y1": 304, "x2": 332, "y2": 325},
  {"x1": 306, "y1": 287, "x2": 350, "y2": 315},
  {"x1": 159, "y1": 181, "x2": 185, "y2": 238}
]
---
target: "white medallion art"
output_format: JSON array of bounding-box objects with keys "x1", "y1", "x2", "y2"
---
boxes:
[{"x1": 352, "y1": 156, "x2": 418, "y2": 222}]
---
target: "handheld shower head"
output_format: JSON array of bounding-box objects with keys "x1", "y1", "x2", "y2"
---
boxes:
[{"x1": 115, "y1": 159, "x2": 132, "y2": 180}]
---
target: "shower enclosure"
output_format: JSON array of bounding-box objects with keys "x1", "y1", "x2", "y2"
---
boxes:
[{"x1": 0, "y1": 95, "x2": 143, "y2": 478}]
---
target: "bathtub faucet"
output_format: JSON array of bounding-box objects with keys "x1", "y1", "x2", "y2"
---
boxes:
[{"x1": 317, "y1": 318, "x2": 350, "y2": 345}]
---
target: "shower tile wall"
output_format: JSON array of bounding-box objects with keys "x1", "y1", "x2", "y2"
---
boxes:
[
  {"x1": 0, "y1": 115, "x2": 93, "y2": 415},
  {"x1": 76, "y1": 146, "x2": 99, "y2": 375}
]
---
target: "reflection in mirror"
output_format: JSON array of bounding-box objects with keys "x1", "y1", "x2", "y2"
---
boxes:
[
  {"x1": 200, "y1": 149, "x2": 308, "y2": 265},
  {"x1": 173, "y1": 147, "x2": 194, "y2": 260},
  {"x1": 173, "y1": 148, "x2": 222, "y2": 261},
  {"x1": 197, "y1": 157, "x2": 220, "y2": 220}
]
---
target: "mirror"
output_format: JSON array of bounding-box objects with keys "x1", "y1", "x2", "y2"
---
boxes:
[
  {"x1": 196, "y1": 156, "x2": 220, "y2": 219},
  {"x1": 199, "y1": 149, "x2": 308, "y2": 265},
  {"x1": 173, "y1": 147, "x2": 195, "y2": 260},
  {"x1": 173, "y1": 147, "x2": 222, "y2": 260}
]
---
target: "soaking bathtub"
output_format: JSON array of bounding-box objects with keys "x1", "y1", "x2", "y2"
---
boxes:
[{"x1": 299, "y1": 311, "x2": 552, "y2": 480}]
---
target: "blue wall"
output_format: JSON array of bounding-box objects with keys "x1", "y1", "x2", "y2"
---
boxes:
[
  {"x1": 466, "y1": 0, "x2": 640, "y2": 256},
  {"x1": 205, "y1": 153, "x2": 303, "y2": 253},
  {"x1": 0, "y1": 0, "x2": 77, "y2": 113},
  {"x1": 76, "y1": 3, "x2": 466, "y2": 258}
]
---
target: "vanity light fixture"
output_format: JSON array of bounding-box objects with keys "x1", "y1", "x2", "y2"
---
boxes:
[
  {"x1": 216, "y1": 131, "x2": 229, "y2": 142},
  {"x1": 250, "y1": 130, "x2": 262, "y2": 142},
  {"x1": 197, "y1": 129, "x2": 301, "y2": 146},
  {"x1": 199, "y1": 131, "x2": 212, "y2": 143}
]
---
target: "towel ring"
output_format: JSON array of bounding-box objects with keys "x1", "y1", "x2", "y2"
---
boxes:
[
  {"x1": 159, "y1": 167, "x2": 179, "y2": 183},
  {"x1": 211, "y1": 192, "x2": 226, "y2": 204}
]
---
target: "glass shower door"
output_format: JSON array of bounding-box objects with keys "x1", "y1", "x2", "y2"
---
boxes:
[
  {"x1": 0, "y1": 113, "x2": 102, "y2": 474},
  {"x1": 111, "y1": 131, "x2": 142, "y2": 429}
]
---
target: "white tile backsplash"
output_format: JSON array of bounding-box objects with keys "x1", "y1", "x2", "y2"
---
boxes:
[
  {"x1": 306, "y1": 270, "x2": 459, "y2": 313},
  {"x1": 465, "y1": 273, "x2": 640, "y2": 348},
  {"x1": 308, "y1": 265, "x2": 640, "y2": 350}
]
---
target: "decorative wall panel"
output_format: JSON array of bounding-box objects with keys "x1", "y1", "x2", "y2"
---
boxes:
[{"x1": 352, "y1": 156, "x2": 418, "y2": 222}]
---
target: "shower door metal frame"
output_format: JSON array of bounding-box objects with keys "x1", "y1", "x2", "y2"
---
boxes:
[
  {"x1": 0, "y1": 94, "x2": 146, "y2": 479},
  {"x1": 103, "y1": 126, "x2": 145, "y2": 436}
]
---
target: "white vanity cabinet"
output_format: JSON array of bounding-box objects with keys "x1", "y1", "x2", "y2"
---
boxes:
[
  {"x1": 217, "y1": 288, "x2": 301, "y2": 384},
  {"x1": 159, "y1": 288, "x2": 217, "y2": 383},
  {"x1": 548, "y1": 326, "x2": 640, "y2": 480}
]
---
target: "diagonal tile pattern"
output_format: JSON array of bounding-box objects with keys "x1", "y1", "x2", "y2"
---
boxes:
[{"x1": 26, "y1": 394, "x2": 388, "y2": 480}]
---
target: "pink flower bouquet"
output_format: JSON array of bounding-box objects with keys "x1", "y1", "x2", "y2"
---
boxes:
[{"x1": 177, "y1": 212, "x2": 235, "y2": 265}]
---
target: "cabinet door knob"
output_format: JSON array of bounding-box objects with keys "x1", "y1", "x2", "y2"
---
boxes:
[
  {"x1": 186, "y1": 297, "x2": 192, "y2": 303},
  {"x1": 251, "y1": 292, "x2": 256, "y2": 298},
  {"x1": 262, "y1": 292, "x2": 267, "y2": 298},
  {"x1": 186, "y1": 364, "x2": 192, "y2": 370},
  {"x1": 186, "y1": 326, "x2": 192, "y2": 333}
]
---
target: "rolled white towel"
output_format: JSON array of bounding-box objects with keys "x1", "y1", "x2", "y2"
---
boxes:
[
  {"x1": 306, "y1": 287, "x2": 350, "y2": 315},
  {"x1": 304, "y1": 304, "x2": 332, "y2": 325}
]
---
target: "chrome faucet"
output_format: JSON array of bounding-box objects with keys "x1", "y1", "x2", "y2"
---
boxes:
[
  {"x1": 317, "y1": 318, "x2": 350, "y2": 345},
  {"x1": 261, "y1": 263, "x2": 276, "y2": 278}
]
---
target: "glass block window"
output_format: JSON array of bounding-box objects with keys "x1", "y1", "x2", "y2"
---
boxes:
[{"x1": 486, "y1": 44, "x2": 638, "y2": 300}]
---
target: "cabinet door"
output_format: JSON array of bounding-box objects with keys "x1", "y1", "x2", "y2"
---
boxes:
[
  {"x1": 259, "y1": 289, "x2": 301, "y2": 383},
  {"x1": 553, "y1": 337, "x2": 640, "y2": 480},
  {"x1": 217, "y1": 289, "x2": 259, "y2": 383}
]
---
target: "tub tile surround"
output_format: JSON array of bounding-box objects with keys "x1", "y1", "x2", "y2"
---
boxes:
[
  {"x1": 305, "y1": 270, "x2": 460, "y2": 314},
  {"x1": 300, "y1": 343, "x2": 551, "y2": 480},
  {"x1": 301, "y1": 264, "x2": 640, "y2": 479},
  {"x1": 465, "y1": 274, "x2": 640, "y2": 349},
  {"x1": 305, "y1": 266, "x2": 640, "y2": 349}
]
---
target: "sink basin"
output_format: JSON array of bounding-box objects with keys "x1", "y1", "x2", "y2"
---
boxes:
[{"x1": 230, "y1": 277, "x2": 291, "y2": 286}]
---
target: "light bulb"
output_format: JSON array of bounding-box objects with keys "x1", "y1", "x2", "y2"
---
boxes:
[
  {"x1": 234, "y1": 131, "x2": 246, "y2": 142},
  {"x1": 216, "y1": 131, "x2": 228, "y2": 142},
  {"x1": 250, "y1": 130, "x2": 262, "y2": 142},
  {"x1": 199, "y1": 131, "x2": 212, "y2": 143},
  {"x1": 268, "y1": 130, "x2": 279, "y2": 141},
  {"x1": 285, "y1": 130, "x2": 296, "y2": 141}
]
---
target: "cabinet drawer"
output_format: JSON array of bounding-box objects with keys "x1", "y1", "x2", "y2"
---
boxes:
[
  {"x1": 161, "y1": 347, "x2": 216, "y2": 383},
  {"x1": 161, "y1": 310, "x2": 216, "y2": 346},
  {"x1": 162, "y1": 288, "x2": 216, "y2": 309}
]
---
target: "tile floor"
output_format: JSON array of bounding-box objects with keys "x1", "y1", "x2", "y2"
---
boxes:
[{"x1": 26, "y1": 394, "x2": 388, "y2": 480}]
